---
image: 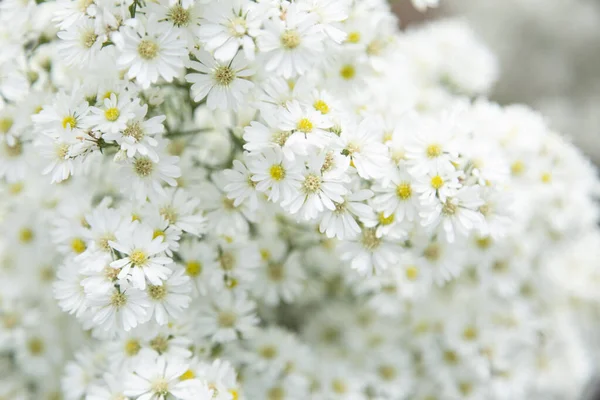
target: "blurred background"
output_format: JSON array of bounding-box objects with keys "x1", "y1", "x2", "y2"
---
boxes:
[
  {"x1": 393, "y1": 1, "x2": 600, "y2": 398},
  {"x1": 393, "y1": 0, "x2": 600, "y2": 163}
]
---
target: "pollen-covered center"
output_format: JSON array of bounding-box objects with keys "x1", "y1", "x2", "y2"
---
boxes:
[
  {"x1": 302, "y1": 174, "x2": 322, "y2": 194},
  {"x1": 280, "y1": 30, "x2": 301, "y2": 49},
  {"x1": 130, "y1": 249, "x2": 148, "y2": 266},
  {"x1": 124, "y1": 339, "x2": 141, "y2": 356},
  {"x1": 148, "y1": 284, "x2": 167, "y2": 300},
  {"x1": 378, "y1": 212, "x2": 395, "y2": 226},
  {"x1": 124, "y1": 121, "x2": 145, "y2": 141},
  {"x1": 430, "y1": 175, "x2": 444, "y2": 189},
  {"x1": 151, "y1": 379, "x2": 170, "y2": 397},
  {"x1": 396, "y1": 182, "x2": 412, "y2": 200},
  {"x1": 361, "y1": 228, "x2": 381, "y2": 251},
  {"x1": 218, "y1": 310, "x2": 237, "y2": 328},
  {"x1": 110, "y1": 292, "x2": 127, "y2": 308},
  {"x1": 339, "y1": 64, "x2": 356, "y2": 80},
  {"x1": 214, "y1": 65, "x2": 236, "y2": 86},
  {"x1": 426, "y1": 144, "x2": 442, "y2": 159},
  {"x1": 186, "y1": 260, "x2": 202, "y2": 276},
  {"x1": 138, "y1": 39, "x2": 159, "y2": 60},
  {"x1": 296, "y1": 118, "x2": 313, "y2": 133},
  {"x1": 62, "y1": 115, "x2": 77, "y2": 129},
  {"x1": 228, "y1": 17, "x2": 247, "y2": 38},
  {"x1": 104, "y1": 107, "x2": 120, "y2": 122},
  {"x1": 82, "y1": 30, "x2": 97, "y2": 48},
  {"x1": 168, "y1": 4, "x2": 191, "y2": 27},
  {"x1": 269, "y1": 164, "x2": 285, "y2": 181},
  {"x1": 71, "y1": 238, "x2": 87, "y2": 254},
  {"x1": 313, "y1": 100, "x2": 330, "y2": 114},
  {"x1": 0, "y1": 117, "x2": 14, "y2": 133},
  {"x1": 271, "y1": 131, "x2": 290, "y2": 146},
  {"x1": 442, "y1": 199, "x2": 458, "y2": 216},
  {"x1": 133, "y1": 157, "x2": 154, "y2": 177}
]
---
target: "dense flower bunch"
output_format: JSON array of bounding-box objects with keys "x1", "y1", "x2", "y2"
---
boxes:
[{"x1": 0, "y1": 0, "x2": 598, "y2": 399}]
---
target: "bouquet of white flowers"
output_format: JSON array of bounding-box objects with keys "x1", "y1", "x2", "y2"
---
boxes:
[{"x1": 0, "y1": 0, "x2": 599, "y2": 399}]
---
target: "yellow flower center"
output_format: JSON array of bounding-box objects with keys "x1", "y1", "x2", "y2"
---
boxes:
[
  {"x1": 186, "y1": 260, "x2": 202, "y2": 277},
  {"x1": 0, "y1": 118, "x2": 13, "y2": 133},
  {"x1": 511, "y1": 160, "x2": 525, "y2": 176},
  {"x1": 71, "y1": 238, "x2": 87, "y2": 254},
  {"x1": 130, "y1": 249, "x2": 148, "y2": 266},
  {"x1": 104, "y1": 107, "x2": 120, "y2": 122},
  {"x1": 168, "y1": 4, "x2": 191, "y2": 27},
  {"x1": 296, "y1": 118, "x2": 313, "y2": 133},
  {"x1": 405, "y1": 265, "x2": 419, "y2": 281},
  {"x1": 138, "y1": 40, "x2": 159, "y2": 60},
  {"x1": 19, "y1": 228, "x2": 34, "y2": 243},
  {"x1": 426, "y1": 144, "x2": 442, "y2": 158},
  {"x1": 280, "y1": 30, "x2": 301, "y2": 49},
  {"x1": 339, "y1": 64, "x2": 355, "y2": 80},
  {"x1": 148, "y1": 285, "x2": 167, "y2": 300},
  {"x1": 269, "y1": 164, "x2": 285, "y2": 181},
  {"x1": 378, "y1": 212, "x2": 395, "y2": 226},
  {"x1": 396, "y1": 182, "x2": 412, "y2": 200},
  {"x1": 430, "y1": 175, "x2": 444, "y2": 189},
  {"x1": 214, "y1": 65, "x2": 235, "y2": 86},
  {"x1": 133, "y1": 157, "x2": 154, "y2": 177},
  {"x1": 62, "y1": 115, "x2": 77, "y2": 129},
  {"x1": 124, "y1": 339, "x2": 141, "y2": 356},
  {"x1": 180, "y1": 369, "x2": 195, "y2": 380},
  {"x1": 346, "y1": 31, "x2": 361, "y2": 43},
  {"x1": 313, "y1": 100, "x2": 330, "y2": 114}
]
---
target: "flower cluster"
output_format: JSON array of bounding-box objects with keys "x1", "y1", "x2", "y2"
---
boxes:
[{"x1": 0, "y1": 0, "x2": 599, "y2": 399}]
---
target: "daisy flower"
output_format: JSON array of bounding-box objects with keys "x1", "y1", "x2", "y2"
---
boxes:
[
  {"x1": 104, "y1": 103, "x2": 165, "y2": 162},
  {"x1": 178, "y1": 240, "x2": 219, "y2": 295},
  {"x1": 109, "y1": 223, "x2": 174, "y2": 290},
  {"x1": 115, "y1": 14, "x2": 187, "y2": 89},
  {"x1": 223, "y1": 159, "x2": 262, "y2": 210},
  {"x1": 256, "y1": 4, "x2": 324, "y2": 78},
  {"x1": 85, "y1": 93, "x2": 136, "y2": 135},
  {"x1": 248, "y1": 147, "x2": 303, "y2": 203},
  {"x1": 278, "y1": 100, "x2": 334, "y2": 156},
  {"x1": 185, "y1": 49, "x2": 255, "y2": 110},
  {"x1": 145, "y1": 267, "x2": 192, "y2": 325},
  {"x1": 143, "y1": 0, "x2": 203, "y2": 46},
  {"x1": 149, "y1": 188, "x2": 207, "y2": 236},
  {"x1": 119, "y1": 151, "x2": 181, "y2": 201},
  {"x1": 339, "y1": 118, "x2": 391, "y2": 179},
  {"x1": 371, "y1": 168, "x2": 419, "y2": 223},
  {"x1": 338, "y1": 227, "x2": 403, "y2": 275},
  {"x1": 87, "y1": 283, "x2": 150, "y2": 333},
  {"x1": 319, "y1": 188, "x2": 375, "y2": 240},
  {"x1": 282, "y1": 151, "x2": 350, "y2": 221},
  {"x1": 420, "y1": 186, "x2": 486, "y2": 243},
  {"x1": 197, "y1": 0, "x2": 262, "y2": 61},
  {"x1": 56, "y1": 18, "x2": 105, "y2": 67},
  {"x1": 196, "y1": 290, "x2": 259, "y2": 343},
  {"x1": 124, "y1": 356, "x2": 212, "y2": 400}
]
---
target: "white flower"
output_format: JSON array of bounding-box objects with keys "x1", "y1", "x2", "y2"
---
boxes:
[
  {"x1": 278, "y1": 100, "x2": 334, "y2": 156},
  {"x1": 420, "y1": 186, "x2": 485, "y2": 242},
  {"x1": 124, "y1": 356, "x2": 212, "y2": 400},
  {"x1": 281, "y1": 151, "x2": 350, "y2": 221},
  {"x1": 196, "y1": 290, "x2": 259, "y2": 343},
  {"x1": 115, "y1": 14, "x2": 188, "y2": 89},
  {"x1": 57, "y1": 18, "x2": 105, "y2": 67},
  {"x1": 87, "y1": 284, "x2": 150, "y2": 333},
  {"x1": 257, "y1": 4, "x2": 324, "y2": 78},
  {"x1": 197, "y1": 0, "x2": 262, "y2": 61},
  {"x1": 185, "y1": 50, "x2": 254, "y2": 110},
  {"x1": 339, "y1": 227, "x2": 403, "y2": 275},
  {"x1": 85, "y1": 93, "x2": 136, "y2": 134},
  {"x1": 371, "y1": 168, "x2": 419, "y2": 223},
  {"x1": 110, "y1": 223, "x2": 174, "y2": 290},
  {"x1": 104, "y1": 103, "x2": 164, "y2": 162},
  {"x1": 248, "y1": 147, "x2": 303, "y2": 203},
  {"x1": 145, "y1": 267, "x2": 191, "y2": 325},
  {"x1": 319, "y1": 189, "x2": 375, "y2": 240},
  {"x1": 119, "y1": 150, "x2": 181, "y2": 201},
  {"x1": 223, "y1": 159, "x2": 261, "y2": 210},
  {"x1": 339, "y1": 118, "x2": 391, "y2": 179}
]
